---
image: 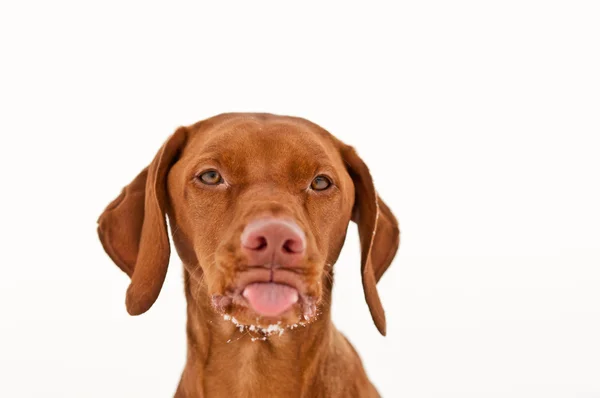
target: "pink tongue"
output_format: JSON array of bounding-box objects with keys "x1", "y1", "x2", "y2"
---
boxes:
[{"x1": 242, "y1": 283, "x2": 299, "y2": 317}]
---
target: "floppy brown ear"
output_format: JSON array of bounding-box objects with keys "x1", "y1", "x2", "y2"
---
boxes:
[
  {"x1": 97, "y1": 127, "x2": 187, "y2": 315},
  {"x1": 342, "y1": 145, "x2": 400, "y2": 336}
]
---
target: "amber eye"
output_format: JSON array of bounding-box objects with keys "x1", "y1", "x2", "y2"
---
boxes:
[
  {"x1": 310, "y1": 175, "x2": 332, "y2": 191},
  {"x1": 198, "y1": 170, "x2": 223, "y2": 185}
]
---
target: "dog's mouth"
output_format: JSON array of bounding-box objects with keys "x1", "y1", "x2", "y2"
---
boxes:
[{"x1": 211, "y1": 268, "x2": 319, "y2": 330}]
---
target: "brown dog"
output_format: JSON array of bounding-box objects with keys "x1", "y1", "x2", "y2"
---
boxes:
[{"x1": 97, "y1": 113, "x2": 399, "y2": 397}]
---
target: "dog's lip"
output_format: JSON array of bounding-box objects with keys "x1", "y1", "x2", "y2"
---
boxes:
[{"x1": 233, "y1": 267, "x2": 306, "y2": 294}]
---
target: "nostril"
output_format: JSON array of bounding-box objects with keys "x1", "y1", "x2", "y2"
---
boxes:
[
  {"x1": 244, "y1": 236, "x2": 268, "y2": 251},
  {"x1": 282, "y1": 238, "x2": 303, "y2": 254},
  {"x1": 255, "y1": 237, "x2": 268, "y2": 251}
]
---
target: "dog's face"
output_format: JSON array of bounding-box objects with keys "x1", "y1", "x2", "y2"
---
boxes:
[
  {"x1": 98, "y1": 113, "x2": 399, "y2": 335},
  {"x1": 167, "y1": 117, "x2": 355, "y2": 327}
]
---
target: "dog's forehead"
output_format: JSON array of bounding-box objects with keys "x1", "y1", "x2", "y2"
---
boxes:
[{"x1": 184, "y1": 114, "x2": 343, "y2": 175}]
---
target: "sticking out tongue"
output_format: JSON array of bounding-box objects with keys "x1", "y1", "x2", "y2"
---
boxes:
[{"x1": 242, "y1": 283, "x2": 299, "y2": 317}]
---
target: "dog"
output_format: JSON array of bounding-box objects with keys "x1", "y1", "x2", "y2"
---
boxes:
[{"x1": 97, "y1": 113, "x2": 399, "y2": 397}]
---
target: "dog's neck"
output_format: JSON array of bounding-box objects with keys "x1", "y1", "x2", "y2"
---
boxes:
[{"x1": 176, "y1": 271, "x2": 335, "y2": 398}]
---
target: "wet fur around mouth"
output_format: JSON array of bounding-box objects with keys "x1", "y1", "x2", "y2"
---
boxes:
[
  {"x1": 210, "y1": 281, "x2": 319, "y2": 331},
  {"x1": 209, "y1": 244, "x2": 324, "y2": 331}
]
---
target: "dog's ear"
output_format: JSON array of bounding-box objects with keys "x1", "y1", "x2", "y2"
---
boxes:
[
  {"x1": 97, "y1": 127, "x2": 187, "y2": 315},
  {"x1": 341, "y1": 145, "x2": 400, "y2": 336}
]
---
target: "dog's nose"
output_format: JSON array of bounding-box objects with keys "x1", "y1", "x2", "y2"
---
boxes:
[{"x1": 241, "y1": 218, "x2": 306, "y2": 268}]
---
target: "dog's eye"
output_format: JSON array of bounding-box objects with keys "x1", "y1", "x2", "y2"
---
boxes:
[
  {"x1": 198, "y1": 170, "x2": 223, "y2": 185},
  {"x1": 311, "y1": 175, "x2": 332, "y2": 191}
]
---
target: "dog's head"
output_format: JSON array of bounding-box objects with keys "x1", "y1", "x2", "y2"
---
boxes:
[{"x1": 98, "y1": 113, "x2": 399, "y2": 335}]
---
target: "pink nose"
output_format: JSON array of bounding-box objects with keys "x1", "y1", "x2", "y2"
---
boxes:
[{"x1": 241, "y1": 218, "x2": 306, "y2": 268}]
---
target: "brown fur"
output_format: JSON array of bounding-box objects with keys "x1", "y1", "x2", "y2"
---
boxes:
[{"x1": 97, "y1": 113, "x2": 400, "y2": 397}]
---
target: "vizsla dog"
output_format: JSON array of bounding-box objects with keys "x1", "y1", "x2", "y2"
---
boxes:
[{"x1": 97, "y1": 113, "x2": 399, "y2": 397}]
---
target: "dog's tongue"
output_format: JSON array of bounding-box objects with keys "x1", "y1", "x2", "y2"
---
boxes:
[{"x1": 242, "y1": 283, "x2": 298, "y2": 317}]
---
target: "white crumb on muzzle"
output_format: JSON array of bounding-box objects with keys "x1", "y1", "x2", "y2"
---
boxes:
[{"x1": 222, "y1": 313, "x2": 314, "y2": 343}]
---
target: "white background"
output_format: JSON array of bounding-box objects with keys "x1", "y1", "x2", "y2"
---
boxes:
[{"x1": 1, "y1": 1, "x2": 599, "y2": 397}]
